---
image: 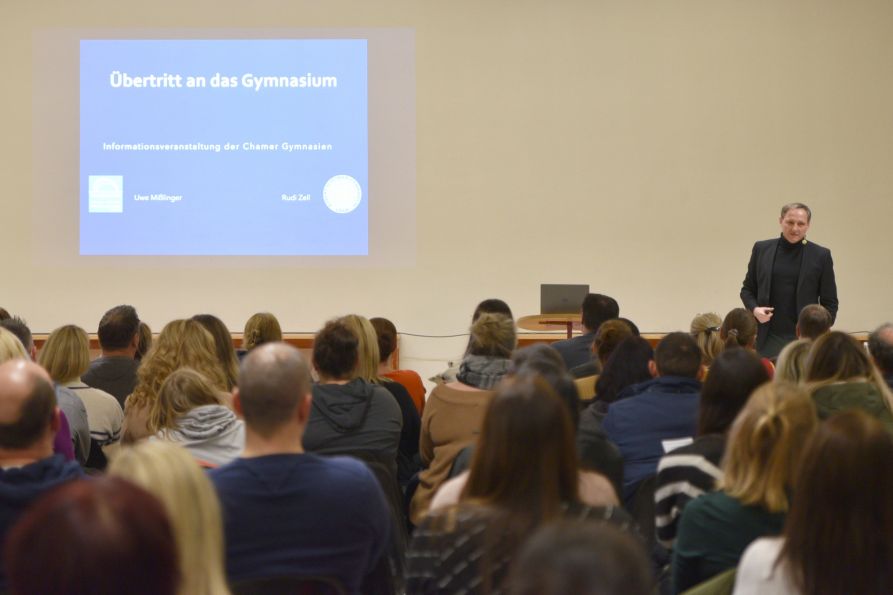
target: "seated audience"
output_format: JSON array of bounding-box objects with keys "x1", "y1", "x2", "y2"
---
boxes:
[
  {"x1": 135, "y1": 321, "x2": 153, "y2": 361},
  {"x1": 0, "y1": 328, "x2": 75, "y2": 461},
  {"x1": 371, "y1": 316, "x2": 427, "y2": 414},
  {"x1": 690, "y1": 312, "x2": 723, "y2": 367},
  {"x1": 342, "y1": 314, "x2": 420, "y2": 485},
  {"x1": 721, "y1": 308, "x2": 775, "y2": 377},
  {"x1": 586, "y1": 333, "x2": 652, "y2": 413},
  {"x1": 192, "y1": 313, "x2": 240, "y2": 390},
  {"x1": 509, "y1": 521, "x2": 654, "y2": 595},
  {"x1": 38, "y1": 325, "x2": 124, "y2": 468},
  {"x1": 2, "y1": 317, "x2": 90, "y2": 463},
  {"x1": 553, "y1": 293, "x2": 620, "y2": 371},
  {"x1": 571, "y1": 318, "x2": 635, "y2": 379},
  {"x1": 654, "y1": 349, "x2": 770, "y2": 548},
  {"x1": 123, "y1": 319, "x2": 229, "y2": 444},
  {"x1": 81, "y1": 304, "x2": 141, "y2": 406},
  {"x1": 5, "y1": 476, "x2": 179, "y2": 595},
  {"x1": 210, "y1": 343, "x2": 391, "y2": 593},
  {"x1": 602, "y1": 332, "x2": 703, "y2": 502},
  {"x1": 805, "y1": 330, "x2": 893, "y2": 433},
  {"x1": 406, "y1": 375, "x2": 632, "y2": 594},
  {"x1": 432, "y1": 346, "x2": 618, "y2": 510},
  {"x1": 868, "y1": 322, "x2": 893, "y2": 390},
  {"x1": 773, "y1": 338, "x2": 812, "y2": 384},
  {"x1": 239, "y1": 311, "x2": 282, "y2": 357},
  {"x1": 149, "y1": 368, "x2": 244, "y2": 467},
  {"x1": 734, "y1": 411, "x2": 893, "y2": 595},
  {"x1": 303, "y1": 318, "x2": 402, "y2": 473},
  {"x1": 795, "y1": 304, "x2": 832, "y2": 340},
  {"x1": 430, "y1": 298, "x2": 513, "y2": 384},
  {"x1": 411, "y1": 312, "x2": 515, "y2": 524},
  {"x1": 0, "y1": 359, "x2": 84, "y2": 589},
  {"x1": 109, "y1": 441, "x2": 232, "y2": 595},
  {"x1": 0, "y1": 328, "x2": 28, "y2": 363},
  {"x1": 672, "y1": 383, "x2": 817, "y2": 593}
]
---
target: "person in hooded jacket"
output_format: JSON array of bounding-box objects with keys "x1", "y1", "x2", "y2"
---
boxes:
[
  {"x1": 149, "y1": 368, "x2": 245, "y2": 467},
  {"x1": 303, "y1": 318, "x2": 402, "y2": 475}
]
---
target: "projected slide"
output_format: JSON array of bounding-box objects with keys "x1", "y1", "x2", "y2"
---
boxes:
[{"x1": 80, "y1": 39, "x2": 368, "y2": 255}]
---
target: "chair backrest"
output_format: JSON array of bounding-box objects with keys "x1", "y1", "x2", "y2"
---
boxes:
[
  {"x1": 231, "y1": 575, "x2": 346, "y2": 595},
  {"x1": 680, "y1": 567, "x2": 737, "y2": 595},
  {"x1": 574, "y1": 375, "x2": 598, "y2": 400}
]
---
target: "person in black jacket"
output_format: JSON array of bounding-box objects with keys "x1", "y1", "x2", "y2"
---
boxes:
[{"x1": 740, "y1": 202, "x2": 838, "y2": 358}]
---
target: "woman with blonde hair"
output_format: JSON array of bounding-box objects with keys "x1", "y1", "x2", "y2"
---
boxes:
[
  {"x1": 690, "y1": 312, "x2": 723, "y2": 367},
  {"x1": 410, "y1": 312, "x2": 516, "y2": 525},
  {"x1": 150, "y1": 368, "x2": 244, "y2": 467},
  {"x1": 0, "y1": 326, "x2": 28, "y2": 362},
  {"x1": 241, "y1": 312, "x2": 282, "y2": 352},
  {"x1": 774, "y1": 338, "x2": 812, "y2": 384},
  {"x1": 123, "y1": 319, "x2": 229, "y2": 444},
  {"x1": 38, "y1": 325, "x2": 124, "y2": 468},
  {"x1": 341, "y1": 314, "x2": 421, "y2": 485},
  {"x1": 672, "y1": 383, "x2": 817, "y2": 593},
  {"x1": 109, "y1": 441, "x2": 231, "y2": 595},
  {"x1": 804, "y1": 330, "x2": 893, "y2": 433}
]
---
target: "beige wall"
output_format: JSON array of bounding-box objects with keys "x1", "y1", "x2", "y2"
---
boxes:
[{"x1": 3, "y1": 0, "x2": 892, "y2": 382}]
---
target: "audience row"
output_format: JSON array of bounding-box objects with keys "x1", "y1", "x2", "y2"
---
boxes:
[{"x1": 0, "y1": 299, "x2": 891, "y2": 595}]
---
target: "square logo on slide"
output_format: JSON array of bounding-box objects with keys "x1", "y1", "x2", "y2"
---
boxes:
[{"x1": 88, "y1": 175, "x2": 124, "y2": 213}]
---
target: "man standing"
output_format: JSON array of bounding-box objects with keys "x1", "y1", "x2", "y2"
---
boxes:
[
  {"x1": 210, "y1": 343, "x2": 391, "y2": 594},
  {"x1": 82, "y1": 305, "x2": 141, "y2": 406},
  {"x1": 0, "y1": 360, "x2": 84, "y2": 589},
  {"x1": 740, "y1": 203, "x2": 838, "y2": 358}
]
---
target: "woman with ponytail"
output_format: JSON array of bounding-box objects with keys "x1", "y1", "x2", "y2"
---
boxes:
[
  {"x1": 241, "y1": 312, "x2": 282, "y2": 353},
  {"x1": 721, "y1": 308, "x2": 775, "y2": 378},
  {"x1": 671, "y1": 383, "x2": 817, "y2": 593}
]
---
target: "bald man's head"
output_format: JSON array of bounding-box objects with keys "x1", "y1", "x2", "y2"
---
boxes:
[
  {"x1": 0, "y1": 360, "x2": 56, "y2": 450},
  {"x1": 237, "y1": 343, "x2": 312, "y2": 437}
]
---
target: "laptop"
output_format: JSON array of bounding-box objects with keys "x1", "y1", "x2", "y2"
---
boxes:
[{"x1": 540, "y1": 284, "x2": 590, "y2": 314}]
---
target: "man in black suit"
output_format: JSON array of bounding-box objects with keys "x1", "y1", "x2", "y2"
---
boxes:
[{"x1": 740, "y1": 203, "x2": 838, "y2": 358}]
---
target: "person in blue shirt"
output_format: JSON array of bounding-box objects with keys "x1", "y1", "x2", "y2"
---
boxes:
[{"x1": 210, "y1": 343, "x2": 391, "y2": 595}]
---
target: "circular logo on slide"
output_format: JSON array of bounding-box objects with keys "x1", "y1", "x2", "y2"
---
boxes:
[{"x1": 323, "y1": 175, "x2": 363, "y2": 214}]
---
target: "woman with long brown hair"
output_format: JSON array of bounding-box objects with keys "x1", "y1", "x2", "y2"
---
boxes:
[
  {"x1": 804, "y1": 330, "x2": 893, "y2": 433},
  {"x1": 406, "y1": 375, "x2": 632, "y2": 594},
  {"x1": 734, "y1": 410, "x2": 893, "y2": 594}
]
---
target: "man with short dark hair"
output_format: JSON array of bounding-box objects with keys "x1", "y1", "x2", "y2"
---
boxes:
[
  {"x1": 210, "y1": 344, "x2": 391, "y2": 594},
  {"x1": 551, "y1": 293, "x2": 620, "y2": 370},
  {"x1": 796, "y1": 304, "x2": 833, "y2": 340},
  {"x1": 82, "y1": 305, "x2": 141, "y2": 406},
  {"x1": 602, "y1": 332, "x2": 703, "y2": 502},
  {"x1": 1, "y1": 317, "x2": 90, "y2": 464},
  {"x1": 0, "y1": 360, "x2": 84, "y2": 589},
  {"x1": 868, "y1": 323, "x2": 893, "y2": 390},
  {"x1": 741, "y1": 203, "x2": 838, "y2": 358}
]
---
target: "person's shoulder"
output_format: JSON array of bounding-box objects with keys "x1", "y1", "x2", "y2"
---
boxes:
[{"x1": 804, "y1": 238, "x2": 832, "y2": 257}]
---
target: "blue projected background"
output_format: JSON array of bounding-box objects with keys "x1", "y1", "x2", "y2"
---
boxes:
[{"x1": 80, "y1": 39, "x2": 368, "y2": 255}]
